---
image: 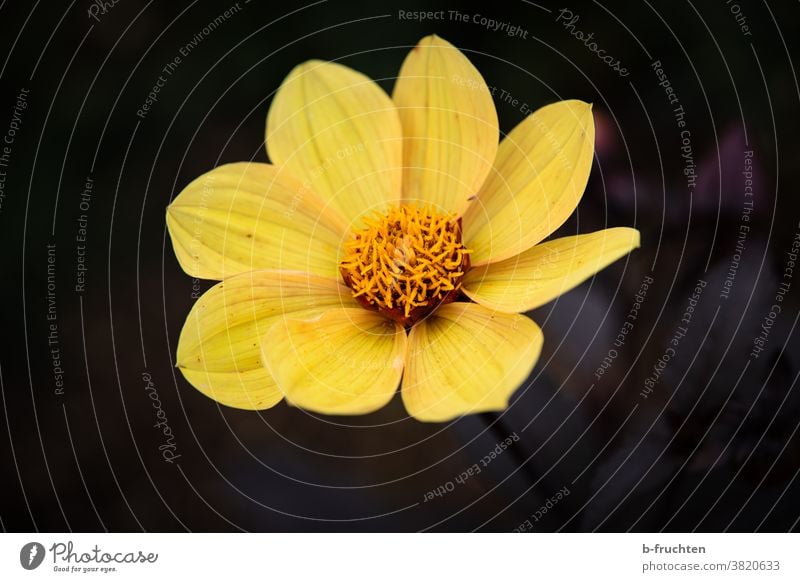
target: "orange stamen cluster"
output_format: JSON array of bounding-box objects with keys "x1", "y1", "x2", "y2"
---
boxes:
[{"x1": 339, "y1": 205, "x2": 471, "y2": 325}]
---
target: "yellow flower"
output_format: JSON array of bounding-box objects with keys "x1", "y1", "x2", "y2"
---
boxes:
[{"x1": 166, "y1": 35, "x2": 640, "y2": 422}]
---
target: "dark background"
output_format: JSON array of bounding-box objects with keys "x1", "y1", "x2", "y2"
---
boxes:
[{"x1": 1, "y1": 0, "x2": 799, "y2": 531}]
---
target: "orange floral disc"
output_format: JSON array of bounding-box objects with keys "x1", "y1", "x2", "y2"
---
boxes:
[{"x1": 339, "y1": 205, "x2": 471, "y2": 325}]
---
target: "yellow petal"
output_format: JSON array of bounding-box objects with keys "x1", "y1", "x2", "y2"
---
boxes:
[
  {"x1": 177, "y1": 270, "x2": 355, "y2": 410},
  {"x1": 262, "y1": 309, "x2": 406, "y2": 415},
  {"x1": 266, "y1": 60, "x2": 402, "y2": 226},
  {"x1": 393, "y1": 35, "x2": 499, "y2": 215},
  {"x1": 463, "y1": 227, "x2": 640, "y2": 313},
  {"x1": 178, "y1": 368, "x2": 280, "y2": 411},
  {"x1": 463, "y1": 100, "x2": 595, "y2": 265},
  {"x1": 402, "y1": 303, "x2": 542, "y2": 422},
  {"x1": 167, "y1": 162, "x2": 347, "y2": 280}
]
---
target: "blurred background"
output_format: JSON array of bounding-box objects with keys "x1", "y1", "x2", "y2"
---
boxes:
[{"x1": 1, "y1": 0, "x2": 799, "y2": 531}]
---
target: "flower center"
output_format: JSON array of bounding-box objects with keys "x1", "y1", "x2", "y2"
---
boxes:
[{"x1": 339, "y1": 205, "x2": 471, "y2": 325}]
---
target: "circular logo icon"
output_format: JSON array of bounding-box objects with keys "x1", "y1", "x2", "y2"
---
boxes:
[{"x1": 20, "y1": 542, "x2": 45, "y2": 570}]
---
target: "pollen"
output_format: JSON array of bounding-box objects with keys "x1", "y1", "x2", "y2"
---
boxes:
[{"x1": 339, "y1": 205, "x2": 471, "y2": 325}]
